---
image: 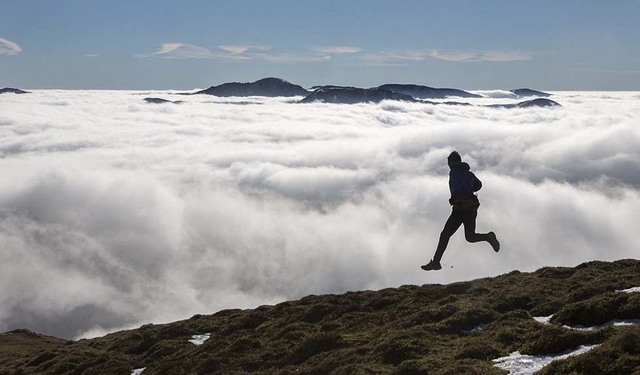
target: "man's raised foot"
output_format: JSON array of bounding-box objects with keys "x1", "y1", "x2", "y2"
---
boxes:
[
  {"x1": 488, "y1": 232, "x2": 500, "y2": 252},
  {"x1": 421, "y1": 259, "x2": 442, "y2": 271}
]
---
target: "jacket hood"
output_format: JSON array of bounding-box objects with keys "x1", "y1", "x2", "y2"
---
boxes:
[{"x1": 451, "y1": 162, "x2": 470, "y2": 171}]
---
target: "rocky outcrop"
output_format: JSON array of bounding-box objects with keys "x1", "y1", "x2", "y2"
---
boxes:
[
  {"x1": 144, "y1": 97, "x2": 182, "y2": 104},
  {"x1": 510, "y1": 88, "x2": 551, "y2": 98},
  {"x1": 488, "y1": 98, "x2": 561, "y2": 109},
  {"x1": 378, "y1": 84, "x2": 481, "y2": 99},
  {"x1": 300, "y1": 87, "x2": 416, "y2": 104},
  {"x1": 194, "y1": 78, "x2": 310, "y2": 97},
  {"x1": 0, "y1": 87, "x2": 30, "y2": 94}
]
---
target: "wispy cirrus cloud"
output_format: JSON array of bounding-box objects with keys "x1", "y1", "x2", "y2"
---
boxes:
[
  {"x1": 217, "y1": 44, "x2": 329, "y2": 63},
  {"x1": 312, "y1": 46, "x2": 361, "y2": 55},
  {"x1": 0, "y1": 37, "x2": 22, "y2": 55},
  {"x1": 428, "y1": 50, "x2": 479, "y2": 62},
  {"x1": 361, "y1": 50, "x2": 430, "y2": 63},
  {"x1": 252, "y1": 50, "x2": 331, "y2": 63},
  {"x1": 218, "y1": 44, "x2": 269, "y2": 55},
  {"x1": 138, "y1": 42, "x2": 334, "y2": 63},
  {"x1": 477, "y1": 51, "x2": 533, "y2": 62},
  {"x1": 360, "y1": 48, "x2": 533, "y2": 64},
  {"x1": 430, "y1": 49, "x2": 533, "y2": 62},
  {"x1": 139, "y1": 43, "x2": 532, "y2": 65},
  {"x1": 145, "y1": 43, "x2": 241, "y2": 60}
]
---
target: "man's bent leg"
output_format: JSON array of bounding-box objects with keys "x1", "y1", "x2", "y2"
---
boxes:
[
  {"x1": 432, "y1": 210, "x2": 464, "y2": 262},
  {"x1": 462, "y1": 210, "x2": 491, "y2": 243}
]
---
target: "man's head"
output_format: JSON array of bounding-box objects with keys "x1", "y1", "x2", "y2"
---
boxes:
[{"x1": 447, "y1": 151, "x2": 462, "y2": 168}]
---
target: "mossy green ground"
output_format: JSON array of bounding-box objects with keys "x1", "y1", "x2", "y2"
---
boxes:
[{"x1": 2, "y1": 259, "x2": 640, "y2": 374}]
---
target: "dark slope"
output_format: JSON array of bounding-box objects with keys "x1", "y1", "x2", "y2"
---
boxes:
[
  {"x1": 2, "y1": 259, "x2": 639, "y2": 374},
  {"x1": 144, "y1": 97, "x2": 183, "y2": 104},
  {"x1": 510, "y1": 88, "x2": 551, "y2": 98},
  {"x1": 300, "y1": 87, "x2": 416, "y2": 104},
  {"x1": 488, "y1": 98, "x2": 561, "y2": 109},
  {"x1": 0, "y1": 330, "x2": 67, "y2": 372},
  {"x1": 0, "y1": 87, "x2": 30, "y2": 94},
  {"x1": 378, "y1": 84, "x2": 481, "y2": 99},
  {"x1": 310, "y1": 85, "x2": 480, "y2": 100},
  {"x1": 194, "y1": 78, "x2": 310, "y2": 97}
]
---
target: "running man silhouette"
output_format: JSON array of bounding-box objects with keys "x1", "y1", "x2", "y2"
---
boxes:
[{"x1": 422, "y1": 151, "x2": 500, "y2": 271}]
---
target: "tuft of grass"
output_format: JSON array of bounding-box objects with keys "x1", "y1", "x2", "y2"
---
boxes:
[
  {"x1": 290, "y1": 332, "x2": 345, "y2": 365},
  {"x1": 539, "y1": 327, "x2": 640, "y2": 375}
]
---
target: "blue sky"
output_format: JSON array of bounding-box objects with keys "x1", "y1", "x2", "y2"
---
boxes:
[{"x1": 1, "y1": 1, "x2": 639, "y2": 90}]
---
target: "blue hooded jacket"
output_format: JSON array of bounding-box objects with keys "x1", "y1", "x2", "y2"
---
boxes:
[{"x1": 448, "y1": 162, "x2": 482, "y2": 210}]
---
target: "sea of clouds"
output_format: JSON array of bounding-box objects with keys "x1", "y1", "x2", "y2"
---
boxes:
[{"x1": 1, "y1": 89, "x2": 639, "y2": 339}]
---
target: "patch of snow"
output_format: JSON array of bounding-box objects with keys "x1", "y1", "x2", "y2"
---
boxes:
[
  {"x1": 131, "y1": 368, "x2": 145, "y2": 375},
  {"x1": 189, "y1": 333, "x2": 211, "y2": 345},
  {"x1": 564, "y1": 319, "x2": 640, "y2": 331},
  {"x1": 533, "y1": 315, "x2": 553, "y2": 325},
  {"x1": 493, "y1": 345, "x2": 598, "y2": 375},
  {"x1": 616, "y1": 286, "x2": 640, "y2": 293},
  {"x1": 534, "y1": 315, "x2": 640, "y2": 330}
]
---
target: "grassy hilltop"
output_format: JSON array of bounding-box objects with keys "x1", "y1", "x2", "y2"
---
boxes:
[{"x1": 2, "y1": 259, "x2": 640, "y2": 374}]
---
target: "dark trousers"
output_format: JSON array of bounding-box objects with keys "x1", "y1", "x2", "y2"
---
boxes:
[{"x1": 433, "y1": 208, "x2": 490, "y2": 262}]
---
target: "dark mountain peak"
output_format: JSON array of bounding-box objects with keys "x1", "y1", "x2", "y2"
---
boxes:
[
  {"x1": 378, "y1": 84, "x2": 481, "y2": 99},
  {"x1": 300, "y1": 87, "x2": 416, "y2": 104},
  {"x1": 194, "y1": 78, "x2": 310, "y2": 97},
  {"x1": 510, "y1": 88, "x2": 551, "y2": 98},
  {"x1": 144, "y1": 97, "x2": 182, "y2": 104},
  {"x1": 517, "y1": 98, "x2": 560, "y2": 108},
  {"x1": 0, "y1": 87, "x2": 30, "y2": 94},
  {"x1": 254, "y1": 77, "x2": 292, "y2": 85},
  {"x1": 488, "y1": 98, "x2": 561, "y2": 109}
]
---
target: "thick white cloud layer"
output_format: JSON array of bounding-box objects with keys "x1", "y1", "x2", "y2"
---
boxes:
[{"x1": 1, "y1": 90, "x2": 639, "y2": 339}]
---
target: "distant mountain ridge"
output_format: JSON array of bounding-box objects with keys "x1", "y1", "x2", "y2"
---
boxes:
[
  {"x1": 186, "y1": 78, "x2": 552, "y2": 104},
  {"x1": 2, "y1": 259, "x2": 639, "y2": 374},
  {"x1": 193, "y1": 77, "x2": 310, "y2": 97},
  {"x1": 182, "y1": 80, "x2": 560, "y2": 106}
]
